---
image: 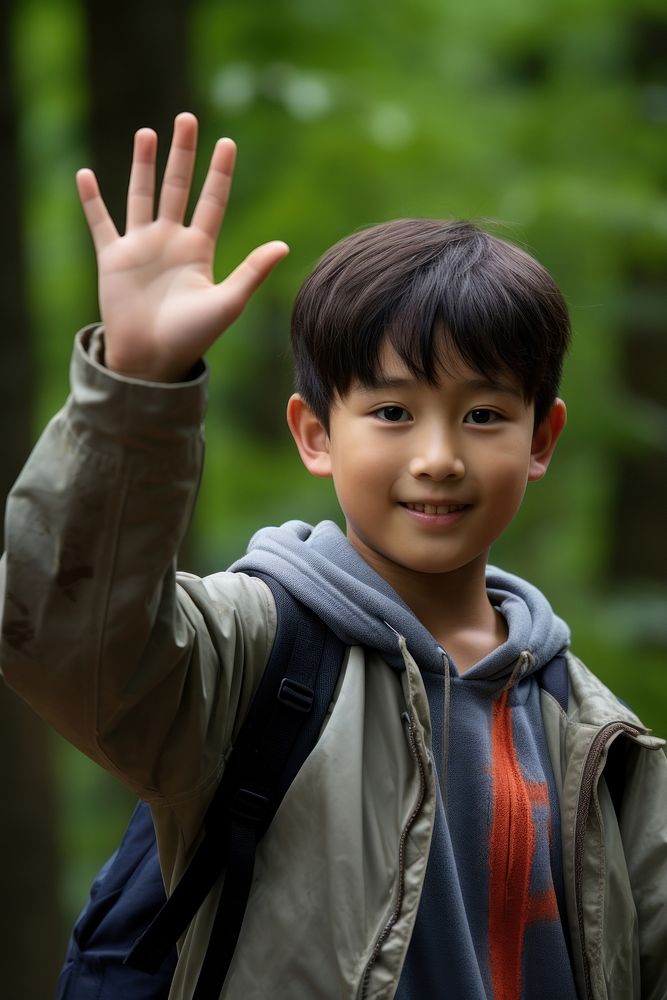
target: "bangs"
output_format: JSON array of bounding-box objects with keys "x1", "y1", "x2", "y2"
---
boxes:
[
  {"x1": 291, "y1": 219, "x2": 570, "y2": 427},
  {"x1": 363, "y1": 272, "x2": 529, "y2": 395}
]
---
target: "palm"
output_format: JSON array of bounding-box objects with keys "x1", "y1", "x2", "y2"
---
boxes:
[
  {"x1": 97, "y1": 222, "x2": 217, "y2": 367},
  {"x1": 77, "y1": 114, "x2": 288, "y2": 382}
]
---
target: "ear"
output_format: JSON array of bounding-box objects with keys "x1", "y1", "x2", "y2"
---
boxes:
[
  {"x1": 286, "y1": 394, "x2": 333, "y2": 478},
  {"x1": 528, "y1": 399, "x2": 567, "y2": 482}
]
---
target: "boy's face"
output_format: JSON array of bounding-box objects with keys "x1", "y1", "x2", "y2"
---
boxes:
[{"x1": 288, "y1": 342, "x2": 565, "y2": 596}]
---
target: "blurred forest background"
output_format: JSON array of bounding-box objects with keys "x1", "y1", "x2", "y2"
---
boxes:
[{"x1": 0, "y1": 0, "x2": 665, "y2": 993}]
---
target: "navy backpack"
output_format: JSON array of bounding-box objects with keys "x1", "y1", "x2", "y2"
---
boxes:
[{"x1": 57, "y1": 799, "x2": 175, "y2": 999}]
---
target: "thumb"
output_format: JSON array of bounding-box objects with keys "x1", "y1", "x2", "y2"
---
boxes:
[{"x1": 218, "y1": 241, "x2": 290, "y2": 322}]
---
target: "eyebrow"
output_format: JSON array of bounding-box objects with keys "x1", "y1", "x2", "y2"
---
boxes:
[
  {"x1": 356, "y1": 376, "x2": 416, "y2": 392},
  {"x1": 357, "y1": 374, "x2": 523, "y2": 398},
  {"x1": 463, "y1": 377, "x2": 523, "y2": 399}
]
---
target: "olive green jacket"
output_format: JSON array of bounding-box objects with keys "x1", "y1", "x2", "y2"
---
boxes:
[{"x1": 2, "y1": 329, "x2": 666, "y2": 999}]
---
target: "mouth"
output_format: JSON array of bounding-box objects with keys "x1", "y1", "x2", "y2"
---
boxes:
[{"x1": 401, "y1": 502, "x2": 469, "y2": 515}]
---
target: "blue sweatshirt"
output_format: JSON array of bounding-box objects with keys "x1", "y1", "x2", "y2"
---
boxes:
[{"x1": 233, "y1": 520, "x2": 579, "y2": 999}]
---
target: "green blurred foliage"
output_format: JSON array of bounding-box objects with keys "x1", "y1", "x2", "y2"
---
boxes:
[{"x1": 12, "y1": 0, "x2": 666, "y2": 925}]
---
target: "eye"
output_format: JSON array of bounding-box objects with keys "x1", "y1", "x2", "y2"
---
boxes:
[
  {"x1": 374, "y1": 405, "x2": 411, "y2": 423},
  {"x1": 464, "y1": 408, "x2": 502, "y2": 425}
]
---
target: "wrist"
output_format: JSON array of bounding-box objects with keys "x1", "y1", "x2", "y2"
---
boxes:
[
  {"x1": 85, "y1": 326, "x2": 206, "y2": 386},
  {"x1": 103, "y1": 339, "x2": 195, "y2": 384}
]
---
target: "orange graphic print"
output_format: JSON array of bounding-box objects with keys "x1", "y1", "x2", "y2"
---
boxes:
[{"x1": 488, "y1": 690, "x2": 559, "y2": 1000}]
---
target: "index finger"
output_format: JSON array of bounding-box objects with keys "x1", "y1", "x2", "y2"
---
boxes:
[{"x1": 189, "y1": 137, "x2": 237, "y2": 242}]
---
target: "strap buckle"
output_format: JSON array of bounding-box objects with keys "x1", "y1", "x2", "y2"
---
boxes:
[
  {"x1": 231, "y1": 788, "x2": 270, "y2": 825},
  {"x1": 278, "y1": 678, "x2": 314, "y2": 713}
]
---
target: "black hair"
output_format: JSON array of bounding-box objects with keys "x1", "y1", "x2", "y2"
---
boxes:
[{"x1": 291, "y1": 218, "x2": 570, "y2": 428}]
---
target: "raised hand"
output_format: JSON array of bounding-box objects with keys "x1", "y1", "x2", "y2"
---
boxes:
[{"x1": 76, "y1": 112, "x2": 289, "y2": 382}]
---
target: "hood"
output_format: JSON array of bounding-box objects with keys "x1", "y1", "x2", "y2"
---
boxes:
[{"x1": 231, "y1": 520, "x2": 570, "y2": 683}]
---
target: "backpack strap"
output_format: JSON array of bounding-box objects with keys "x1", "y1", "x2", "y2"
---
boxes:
[
  {"x1": 127, "y1": 573, "x2": 345, "y2": 999},
  {"x1": 538, "y1": 654, "x2": 569, "y2": 712}
]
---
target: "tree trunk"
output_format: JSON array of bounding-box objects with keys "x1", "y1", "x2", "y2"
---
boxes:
[
  {"x1": 0, "y1": 4, "x2": 64, "y2": 994},
  {"x1": 82, "y1": 0, "x2": 196, "y2": 570},
  {"x1": 609, "y1": 273, "x2": 667, "y2": 584},
  {"x1": 82, "y1": 0, "x2": 194, "y2": 235}
]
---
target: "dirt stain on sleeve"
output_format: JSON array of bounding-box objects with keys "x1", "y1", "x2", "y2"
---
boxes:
[
  {"x1": 2, "y1": 594, "x2": 35, "y2": 651},
  {"x1": 3, "y1": 617, "x2": 35, "y2": 650}
]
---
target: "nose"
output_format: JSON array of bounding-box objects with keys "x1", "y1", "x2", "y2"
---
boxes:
[{"x1": 408, "y1": 426, "x2": 465, "y2": 481}]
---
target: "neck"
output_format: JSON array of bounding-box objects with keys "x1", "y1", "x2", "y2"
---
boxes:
[{"x1": 371, "y1": 553, "x2": 508, "y2": 671}]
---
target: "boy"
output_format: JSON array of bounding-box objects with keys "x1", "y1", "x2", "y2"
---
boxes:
[{"x1": 1, "y1": 113, "x2": 666, "y2": 1000}]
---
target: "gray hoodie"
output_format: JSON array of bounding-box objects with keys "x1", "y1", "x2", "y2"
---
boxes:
[{"x1": 233, "y1": 519, "x2": 579, "y2": 999}]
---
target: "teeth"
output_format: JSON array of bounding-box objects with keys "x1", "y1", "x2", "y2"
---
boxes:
[{"x1": 405, "y1": 502, "x2": 466, "y2": 515}]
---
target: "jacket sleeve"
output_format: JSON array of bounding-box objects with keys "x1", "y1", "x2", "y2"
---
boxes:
[{"x1": 0, "y1": 326, "x2": 276, "y2": 804}]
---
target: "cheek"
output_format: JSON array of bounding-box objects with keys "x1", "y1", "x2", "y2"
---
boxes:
[
  {"x1": 486, "y1": 459, "x2": 531, "y2": 515},
  {"x1": 331, "y1": 450, "x2": 393, "y2": 522},
  {"x1": 335, "y1": 445, "x2": 391, "y2": 485}
]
